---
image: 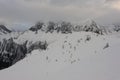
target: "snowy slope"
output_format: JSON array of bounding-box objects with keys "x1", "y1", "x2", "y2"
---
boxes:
[{"x1": 0, "y1": 32, "x2": 120, "y2": 80}]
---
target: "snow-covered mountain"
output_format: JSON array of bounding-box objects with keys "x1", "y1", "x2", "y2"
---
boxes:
[
  {"x1": 0, "y1": 31, "x2": 120, "y2": 80},
  {"x1": 0, "y1": 20, "x2": 120, "y2": 80},
  {"x1": 82, "y1": 20, "x2": 103, "y2": 34}
]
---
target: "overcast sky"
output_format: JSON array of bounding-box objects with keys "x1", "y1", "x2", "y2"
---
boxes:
[{"x1": 0, "y1": 0, "x2": 120, "y2": 29}]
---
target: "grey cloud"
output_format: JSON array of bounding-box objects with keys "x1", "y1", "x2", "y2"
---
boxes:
[
  {"x1": 0, "y1": 0, "x2": 120, "y2": 28},
  {"x1": 48, "y1": 0, "x2": 78, "y2": 6},
  {"x1": 48, "y1": 0, "x2": 104, "y2": 7},
  {"x1": 106, "y1": 0, "x2": 119, "y2": 2},
  {"x1": 95, "y1": 9, "x2": 120, "y2": 25}
]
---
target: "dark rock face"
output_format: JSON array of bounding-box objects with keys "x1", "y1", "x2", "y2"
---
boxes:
[
  {"x1": 46, "y1": 21, "x2": 55, "y2": 33},
  {"x1": 114, "y1": 25, "x2": 120, "y2": 32},
  {"x1": 82, "y1": 20, "x2": 103, "y2": 35},
  {"x1": 28, "y1": 21, "x2": 105, "y2": 34},
  {"x1": 29, "y1": 22, "x2": 44, "y2": 32},
  {"x1": 60, "y1": 22, "x2": 72, "y2": 34},
  {"x1": 0, "y1": 38, "x2": 48, "y2": 70},
  {"x1": 29, "y1": 21, "x2": 73, "y2": 34},
  {"x1": 0, "y1": 25, "x2": 11, "y2": 34},
  {"x1": 0, "y1": 38, "x2": 27, "y2": 70},
  {"x1": 27, "y1": 41, "x2": 48, "y2": 53}
]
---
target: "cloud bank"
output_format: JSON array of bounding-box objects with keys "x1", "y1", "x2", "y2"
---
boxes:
[{"x1": 0, "y1": 0, "x2": 120, "y2": 28}]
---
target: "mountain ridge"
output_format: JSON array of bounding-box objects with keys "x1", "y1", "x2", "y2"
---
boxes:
[
  {"x1": 0, "y1": 20, "x2": 120, "y2": 70},
  {"x1": 0, "y1": 25, "x2": 11, "y2": 35}
]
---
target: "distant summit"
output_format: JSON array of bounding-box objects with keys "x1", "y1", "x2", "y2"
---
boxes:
[
  {"x1": 0, "y1": 25, "x2": 11, "y2": 35},
  {"x1": 29, "y1": 22, "x2": 44, "y2": 31},
  {"x1": 28, "y1": 20, "x2": 105, "y2": 34},
  {"x1": 82, "y1": 20, "x2": 103, "y2": 34}
]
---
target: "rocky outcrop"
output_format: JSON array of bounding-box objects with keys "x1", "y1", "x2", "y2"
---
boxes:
[
  {"x1": 27, "y1": 41, "x2": 48, "y2": 53},
  {"x1": 28, "y1": 21, "x2": 105, "y2": 34},
  {"x1": 0, "y1": 38, "x2": 48, "y2": 70},
  {"x1": 29, "y1": 21, "x2": 73, "y2": 34},
  {"x1": 0, "y1": 25, "x2": 11, "y2": 35},
  {"x1": 29, "y1": 22, "x2": 44, "y2": 32},
  {"x1": 0, "y1": 38, "x2": 27, "y2": 70},
  {"x1": 82, "y1": 20, "x2": 103, "y2": 35}
]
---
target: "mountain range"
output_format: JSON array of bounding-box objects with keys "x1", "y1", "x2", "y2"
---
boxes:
[
  {"x1": 0, "y1": 20, "x2": 120, "y2": 69},
  {"x1": 0, "y1": 20, "x2": 120, "y2": 80}
]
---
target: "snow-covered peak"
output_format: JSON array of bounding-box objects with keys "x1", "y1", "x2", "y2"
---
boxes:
[
  {"x1": 29, "y1": 22, "x2": 44, "y2": 31},
  {"x1": 0, "y1": 20, "x2": 120, "y2": 70},
  {"x1": 82, "y1": 19, "x2": 103, "y2": 34}
]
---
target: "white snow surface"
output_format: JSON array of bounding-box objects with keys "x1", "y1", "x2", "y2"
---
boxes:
[{"x1": 0, "y1": 31, "x2": 120, "y2": 80}]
